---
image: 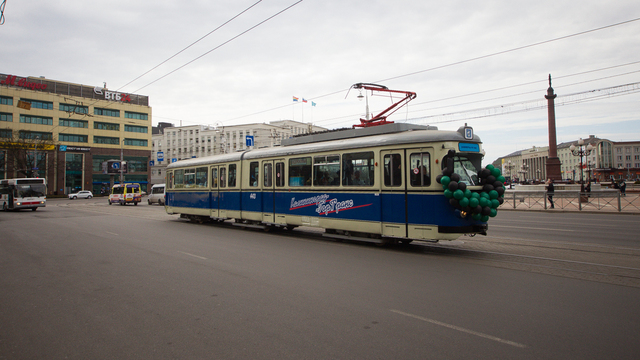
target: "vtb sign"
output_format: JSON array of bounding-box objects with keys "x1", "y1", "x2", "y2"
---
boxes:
[{"x1": 93, "y1": 86, "x2": 132, "y2": 103}]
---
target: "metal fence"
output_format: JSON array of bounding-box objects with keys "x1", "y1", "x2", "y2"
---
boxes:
[{"x1": 501, "y1": 190, "x2": 640, "y2": 213}]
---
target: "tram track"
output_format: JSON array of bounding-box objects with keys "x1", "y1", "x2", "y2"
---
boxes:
[{"x1": 410, "y1": 237, "x2": 640, "y2": 288}]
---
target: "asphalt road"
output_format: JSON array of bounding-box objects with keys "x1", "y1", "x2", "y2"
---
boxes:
[{"x1": 1, "y1": 197, "x2": 639, "y2": 359}]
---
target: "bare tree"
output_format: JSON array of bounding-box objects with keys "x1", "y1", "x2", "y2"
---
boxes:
[{"x1": 0, "y1": 130, "x2": 56, "y2": 178}]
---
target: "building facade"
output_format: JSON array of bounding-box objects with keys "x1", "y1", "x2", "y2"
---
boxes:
[
  {"x1": 493, "y1": 135, "x2": 640, "y2": 183},
  {"x1": 0, "y1": 73, "x2": 152, "y2": 194},
  {"x1": 150, "y1": 120, "x2": 327, "y2": 186}
]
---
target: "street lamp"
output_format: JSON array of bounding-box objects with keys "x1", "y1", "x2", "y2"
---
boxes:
[
  {"x1": 519, "y1": 163, "x2": 529, "y2": 184},
  {"x1": 569, "y1": 138, "x2": 594, "y2": 193},
  {"x1": 504, "y1": 160, "x2": 516, "y2": 188}
]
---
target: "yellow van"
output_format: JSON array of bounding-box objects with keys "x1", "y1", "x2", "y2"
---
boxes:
[{"x1": 108, "y1": 183, "x2": 142, "y2": 205}]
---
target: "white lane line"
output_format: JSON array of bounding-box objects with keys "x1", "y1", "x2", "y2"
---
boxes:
[
  {"x1": 105, "y1": 231, "x2": 119, "y2": 236},
  {"x1": 390, "y1": 309, "x2": 527, "y2": 348},
  {"x1": 491, "y1": 225, "x2": 574, "y2": 232},
  {"x1": 178, "y1": 251, "x2": 207, "y2": 260}
]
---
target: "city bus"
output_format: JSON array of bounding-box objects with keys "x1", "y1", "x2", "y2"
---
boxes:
[{"x1": 0, "y1": 178, "x2": 47, "y2": 211}]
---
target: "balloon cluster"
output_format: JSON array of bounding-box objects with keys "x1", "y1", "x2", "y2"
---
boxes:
[{"x1": 436, "y1": 164, "x2": 506, "y2": 222}]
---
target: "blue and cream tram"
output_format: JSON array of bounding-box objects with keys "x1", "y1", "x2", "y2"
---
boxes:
[{"x1": 165, "y1": 123, "x2": 492, "y2": 244}]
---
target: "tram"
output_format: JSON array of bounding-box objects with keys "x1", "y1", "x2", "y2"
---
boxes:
[{"x1": 165, "y1": 122, "x2": 498, "y2": 244}]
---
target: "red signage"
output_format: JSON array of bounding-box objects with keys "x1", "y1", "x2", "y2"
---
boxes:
[{"x1": 1, "y1": 75, "x2": 48, "y2": 91}]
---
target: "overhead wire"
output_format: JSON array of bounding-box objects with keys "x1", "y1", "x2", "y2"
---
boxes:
[
  {"x1": 131, "y1": 0, "x2": 304, "y2": 94},
  {"x1": 117, "y1": 0, "x2": 263, "y2": 92}
]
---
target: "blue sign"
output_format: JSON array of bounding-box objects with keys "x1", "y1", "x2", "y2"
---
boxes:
[
  {"x1": 464, "y1": 127, "x2": 473, "y2": 140},
  {"x1": 149, "y1": 160, "x2": 155, "y2": 167},
  {"x1": 60, "y1": 145, "x2": 67, "y2": 151},
  {"x1": 459, "y1": 143, "x2": 480, "y2": 152},
  {"x1": 246, "y1": 135, "x2": 254, "y2": 147},
  {"x1": 172, "y1": 158, "x2": 177, "y2": 163},
  {"x1": 157, "y1": 151, "x2": 164, "y2": 161},
  {"x1": 112, "y1": 162, "x2": 120, "y2": 170}
]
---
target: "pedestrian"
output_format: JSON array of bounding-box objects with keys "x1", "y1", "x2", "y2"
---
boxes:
[
  {"x1": 546, "y1": 178, "x2": 555, "y2": 209},
  {"x1": 619, "y1": 180, "x2": 626, "y2": 197}
]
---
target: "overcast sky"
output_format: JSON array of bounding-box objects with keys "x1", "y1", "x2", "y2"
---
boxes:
[{"x1": 2, "y1": 0, "x2": 640, "y2": 164}]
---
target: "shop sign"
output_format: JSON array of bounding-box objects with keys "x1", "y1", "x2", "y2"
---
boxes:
[
  {"x1": 1, "y1": 75, "x2": 48, "y2": 91},
  {"x1": 60, "y1": 145, "x2": 91, "y2": 152}
]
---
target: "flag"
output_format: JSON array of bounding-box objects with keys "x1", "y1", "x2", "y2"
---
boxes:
[
  {"x1": 302, "y1": 98, "x2": 308, "y2": 103},
  {"x1": 293, "y1": 96, "x2": 299, "y2": 102},
  {"x1": 311, "y1": 101, "x2": 316, "y2": 107}
]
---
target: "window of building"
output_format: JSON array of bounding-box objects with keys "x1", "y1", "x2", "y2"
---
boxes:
[
  {"x1": 124, "y1": 125, "x2": 148, "y2": 133},
  {"x1": 59, "y1": 119, "x2": 88, "y2": 128},
  {"x1": 59, "y1": 103, "x2": 88, "y2": 114},
  {"x1": 94, "y1": 136, "x2": 119, "y2": 145},
  {"x1": 0, "y1": 112, "x2": 12, "y2": 122},
  {"x1": 0, "y1": 129, "x2": 12, "y2": 138},
  {"x1": 20, "y1": 115, "x2": 53, "y2": 125},
  {"x1": 94, "y1": 108, "x2": 120, "y2": 117},
  {"x1": 0, "y1": 96, "x2": 13, "y2": 105},
  {"x1": 21, "y1": 98, "x2": 53, "y2": 110},
  {"x1": 124, "y1": 111, "x2": 148, "y2": 120},
  {"x1": 94, "y1": 121, "x2": 120, "y2": 131},
  {"x1": 19, "y1": 131, "x2": 53, "y2": 140},
  {"x1": 124, "y1": 138, "x2": 148, "y2": 147},
  {"x1": 59, "y1": 133, "x2": 88, "y2": 143}
]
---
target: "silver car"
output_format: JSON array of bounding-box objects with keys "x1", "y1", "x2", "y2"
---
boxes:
[{"x1": 68, "y1": 190, "x2": 93, "y2": 199}]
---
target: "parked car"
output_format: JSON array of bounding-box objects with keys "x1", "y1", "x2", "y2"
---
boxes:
[{"x1": 69, "y1": 190, "x2": 93, "y2": 199}]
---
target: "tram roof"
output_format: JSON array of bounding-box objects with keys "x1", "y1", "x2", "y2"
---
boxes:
[{"x1": 167, "y1": 124, "x2": 481, "y2": 169}]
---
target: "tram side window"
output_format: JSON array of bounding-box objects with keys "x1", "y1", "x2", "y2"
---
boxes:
[
  {"x1": 384, "y1": 154, "x2": 402, "y2": 186},
  {"x1": 220, "y1": 167, "x2": 226, "y2": 188},
  {"x1": 228, "y1": 164, "x2": 237, "y2": 187},
  {"x1": 211, "y1": 168, "x2": 218, "y2": 188},
  {"x1": 342, "y1": 151, "x2": 374, "y2": 186},
  {"x1": 289, "y1": 157, "x2": 311, "y2": 186},
  {"x1": 264, "y1": 163, "x2": 273, "y2": 187},
  {"x1": 184, "y1": 168, "x2": 196, "y2": 188},
  {"x1": 175, "y1": 169, "x2": 184, "y2": 188},
  {"x1": 168, "y1": 171, "x2": 173, "y2": 189},
  {"x1": 276, "y1": 162, "x2": 285, "y2": 187},
  {"x1": 250, "y1": 162, "x2": 259, "y2": 187},
  {"x1": 410, "y1": 153, "x2": 431, "y2": 187},
  {"x1": 313, "y1": 155, "x2": 340, "y2": 186},
  {"x1": 196, "y1": 167, "x2": 208, "y2": 188}
]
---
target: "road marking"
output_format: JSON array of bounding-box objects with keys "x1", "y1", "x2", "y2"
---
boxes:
[
  {"x1": 491, "y1": 225, "x2": 574, "y2": 232},
  {"x1": 105, "y1": 231, "x2": 119, "y2": 236},
  {"x1": 178, "y1": 251, "x2": 207, "y2": 260},
  {"x1": 390, "y1": 309, "x2": 527, "y2": 348}
]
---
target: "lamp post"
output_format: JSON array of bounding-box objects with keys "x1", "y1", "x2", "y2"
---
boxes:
[
  {"x1": 570, "y1": 138, "x2": 594, "y2": 193},
  {"x1": 519, "y1": 163, "x2": 529, "y2": 184},
  {"x1": 536, "y1": 169, "x2": 541, "y2": 182},
  {"x1": 504, "y1": 160, "x2": 516, "y2": 188}
]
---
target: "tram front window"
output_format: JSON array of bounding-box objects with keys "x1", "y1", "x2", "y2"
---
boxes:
[{"x1": 448, "y1": 154, "x2": 482, "y2": 186}]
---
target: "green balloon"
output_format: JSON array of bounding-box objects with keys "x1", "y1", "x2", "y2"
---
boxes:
[
  {"x1": 489, "y1": 208, "x2": 498, "y2": 217},
  {"x1": 497, "y1": 175, "x2": 506, "y2": 183},
  {"x1": 491, "y1": 199, "x2": 500, "y2": 209},
  {"x1": 469, "y1": 198, "x2": 479, "y2": 208},
  {"x1": 440, "y1": 176, "x2": 451, "y2": 188},
  {"x1": 453, "y1": 189, "x2": 464, "y2": 200},
  {"x1": 489, "y1": 190, "x2": 499, "y2": 199},
  {"x1": 471, "y1": 192, "x2": 480, "y2": 199},
  {"x1": 472, "y1": 213, "x2": 482, "y2": 221},
  {"x1": 491, "y1": 167, "x2": 501, "y2": 177},
  {"x1": 459, "y1": 197, "x2": 470, "y2": 208},
  {"x1": 486, "y1": 164, "x2": 495, "y2": 171},
  {"x1": 480, "y1": 192, "x2": 490, "y2": 199},
  {"x1": 479, "y1": 197, "x2": 490, "y2": 208},
  {"x1": 481, "y1": 215, "x2": 489, "y2": 222},
  {"x1": 444, "y1": 189, "x2": 453, "y2": 198},
  {"x1": 464, "y1": 189, "x2": 472, "y2": 198}
]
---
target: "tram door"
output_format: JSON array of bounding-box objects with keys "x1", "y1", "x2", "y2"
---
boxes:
[
  {"x1": 407, "y1": 148, "x2": 434, "y2": 240},
  {"x1": 262, "y1": 160, "x2": 275, "y2": 224},
  {"x1": 210, "y1": 166, "x2": 220, "y2": 218},
  {"x1": 380, "y1": 150, "x2": 407, "y2": 238}
]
